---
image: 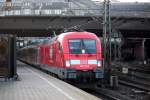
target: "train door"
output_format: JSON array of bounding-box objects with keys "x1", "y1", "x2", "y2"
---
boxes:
[
  {"x1": 45, "y1": 46, "x2": 51, "y2": 65},
  {"x1": 39, "y1": 46, "x2": 46, "y2": 64},
  {"x1": 53, "y1": 43, "x2": 57, "y2": 66},
  {"x1": 37, "y1": 47, "x2": 40, "y2": 65},
  {"x1": 55, "y1": 42, "x2": 62, "y2": 67}
]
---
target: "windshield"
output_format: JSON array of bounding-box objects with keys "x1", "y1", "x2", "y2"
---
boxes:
[{"x1": 69, "y1": 39, "x2": 96, "y2": 54}]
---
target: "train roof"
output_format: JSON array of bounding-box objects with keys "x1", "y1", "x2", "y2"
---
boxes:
[{"x1": 57, "y1": 31, "x2": 98, "y2": 43}]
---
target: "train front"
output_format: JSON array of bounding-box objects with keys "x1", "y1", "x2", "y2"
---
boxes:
[{"x1": 61, "y1": 32, "x2": 104, "y2": 80}]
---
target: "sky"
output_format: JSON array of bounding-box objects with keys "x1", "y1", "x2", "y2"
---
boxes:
[{"x1": 92, "y1": 0, "x2": 150, "y2": 2}]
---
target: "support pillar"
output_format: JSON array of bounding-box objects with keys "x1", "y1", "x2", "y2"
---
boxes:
[
  {"x1": 134, "y1": 39, "x2": 145, "y2": 61},
  {"x1": 8, "y1": 35, "x2": 17, "y2": 79}
]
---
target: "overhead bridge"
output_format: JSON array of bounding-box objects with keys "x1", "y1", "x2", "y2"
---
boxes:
[
  {"x1": 0, "y1": 1, "x2": 150, "y2": 36},
  {"x1": 0, "y1": 2, "x2": 150, "y2": 18}
]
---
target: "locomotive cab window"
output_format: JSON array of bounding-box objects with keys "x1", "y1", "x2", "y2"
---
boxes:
[{"x1": 69, "y1": 39, "x2": 96, "y2": 54}]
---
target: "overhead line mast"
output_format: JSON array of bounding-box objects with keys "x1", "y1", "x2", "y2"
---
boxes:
[
  {"x1": 103, "y1": 0, "x2": 112, "y2": 68},
  {"x1": 103, "y1": 0, "x2": 112, "y2": 84}
]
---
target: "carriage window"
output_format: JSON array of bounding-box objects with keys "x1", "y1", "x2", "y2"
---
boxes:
[{"x1": 69, "y1": 39, "x2": 96, "y2": 54}]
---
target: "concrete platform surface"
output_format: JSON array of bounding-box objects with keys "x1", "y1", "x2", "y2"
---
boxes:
[{"x1": 0, "y1": 62, "x2": 101, "y2": 100}]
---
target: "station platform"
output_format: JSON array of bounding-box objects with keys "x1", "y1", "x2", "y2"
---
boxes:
[{"x1": 0, "y1": 62, "x2": 100, "y2": 100}]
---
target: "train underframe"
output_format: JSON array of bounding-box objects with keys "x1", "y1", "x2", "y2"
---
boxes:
[{"x1": 40, "y1": 64, "x2": 104, "y2": 82}]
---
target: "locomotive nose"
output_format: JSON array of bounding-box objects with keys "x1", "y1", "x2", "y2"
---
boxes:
[{"x1": 67, "y1": 54, "x2": 101, "y2": 71}]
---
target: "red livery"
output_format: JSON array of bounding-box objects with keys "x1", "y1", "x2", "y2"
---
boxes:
[{"x1": 18, "y1": 32, "x2": 104, "y2": 80}]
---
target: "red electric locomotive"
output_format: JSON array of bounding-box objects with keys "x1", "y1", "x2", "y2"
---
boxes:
[{"x1": 18, "y1": 32, "x2": 104, "y2": 81}]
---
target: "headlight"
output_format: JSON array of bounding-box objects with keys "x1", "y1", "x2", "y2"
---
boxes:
[
  {"x1": 97, "y1": 61, "x2": 102, "y2": 67},
  {"x1": 65, "y1": 60, "x2": 70, "y2": 67}
]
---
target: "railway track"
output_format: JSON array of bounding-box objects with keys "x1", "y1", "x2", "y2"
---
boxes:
[
  {"x1": 83, "y1": 84, "x2": 149, "y2": 100},
  {"x1": 91, "y1": 84, "x2": 149, "y2": 100},
  {"x1": 119, "y1": 80, "x2": 150, "y2": 92},
  {"x1": 118, "y1": 81, "x2": 150, "y2": 100},
  {"x1": 116, "y1": 65, "x2": 150, "y2": 100},
  {"x1": 89, "y1": 88, "x2": 132, "y2": 100},
  {"x1": 83, "y1": 84, "x2": 144, "y2": 100},
  {"x1": 112, "y1": 62, "x2": 150, "y2": 72},
  {"x1": 128, "y1": 66, "x2": 150, "y2": 74},
  {"x1": 119, "y1": 75, "x2": 150, "y2": 91},
  {"x1": 84, "y1": 88, "x2": 121, "y2": 100},
  {"x1": 127, "y1": 68, "x2": 150, "y2": 80},
  {"x1": 118, "y1": 66, "x2": 150, "y2": 92}
]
